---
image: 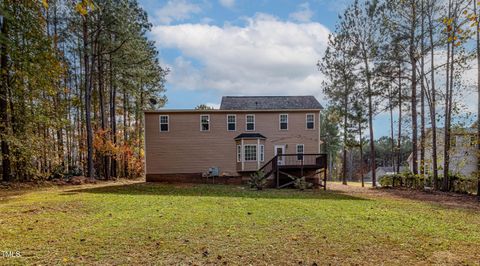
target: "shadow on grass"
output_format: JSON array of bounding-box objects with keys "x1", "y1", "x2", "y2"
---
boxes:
[{"x1": 64, "y1": 182, "x2": 369, "y2": 201}]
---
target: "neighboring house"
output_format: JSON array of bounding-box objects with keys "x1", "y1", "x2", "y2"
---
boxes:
[
  {"x1": 144, "y1": 96, "x2": 326, "y2": 185},
  {"x1": 365, "y1": 166, "x2": 409, "y2": 183},
  {"x1": 407, "y1": 128, "x2": 478, "y2": 177}
]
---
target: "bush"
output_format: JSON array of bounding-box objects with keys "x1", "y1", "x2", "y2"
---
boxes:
[
  {"x1": 293, "y1": 176, "x2": 312, "y2": 190},
  {"x1": 450, "y1": 175, "x2": 477, "y2": 194},
  {"x1": 49, "y1": 165, "x2": 66, "y2": 180},
  {"x1": 380, "y1": 173, "x2": 427, "y2": 189},
  {"x1": 248, "y1": 171, "x2": 267, "y2": 190}
]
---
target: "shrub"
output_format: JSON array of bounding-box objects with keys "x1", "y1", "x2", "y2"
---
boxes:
[
  {"x1": 49, "y1": 165, "x2": 66, "y2": 180},
  {"x1": 450, "y1": 175, "x2": 477, "y2": 194},
  {"x1": 248, "y1": 171, "x2": 267, "y2": 190},
  {"x1": 293, "y1": 176, "x2": 312, "y2": 190}
]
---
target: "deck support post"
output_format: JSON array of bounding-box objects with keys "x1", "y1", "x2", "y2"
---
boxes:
[
  {"x1": 323, "y1": 169, "x2": 327, "y2": 190},
  {"x1": 276, "y1": 160, "x2": 279, "y2": 188}
]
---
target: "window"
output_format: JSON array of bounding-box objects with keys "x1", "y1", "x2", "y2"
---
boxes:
[
  {"x1": 306, "y1": 114, "x2": 315, "y2": 129},
  {"x1": 237, "y1": 145, "x2": 241, "y2": 162},
  {"x1": 244, "y1": 145, "x2": 257, "y2": 161},
  {"x1": 200, "y1": 115, "x2": 210, "y2": 131},
  {"x1": 246, "y1": 115, "x2": 255, "y2": 131},
  {"x1": 227, "y1": 115, "x2": 236, "y2": 131},
  {"x1": 260, "y1": 144, "x2": 265, "y2": 162},
  {"x1": 159, "y1": 115, "x2": 169, "y2": 132},
  {"x1": 451, "y1": 136, "x2": 456, "y2": 147},
  {"x1": 279, "y1": 114, "x2": 288, "y2": 130},
  {"x1": 296, "y1": 144, "x2": 304, "y2": 160},
  {"x1": 471, "y1": 136, "x2": 476, "y2": 147}
]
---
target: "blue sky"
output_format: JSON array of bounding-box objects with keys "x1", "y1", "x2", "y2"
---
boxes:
[{"x1": 137, "y1": 0, "x2": 406, "y2": 138}]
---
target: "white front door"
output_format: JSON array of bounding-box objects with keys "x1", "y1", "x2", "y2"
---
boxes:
[{"x1": 274, "y1": 145, "x2": 286, "y2": 165}]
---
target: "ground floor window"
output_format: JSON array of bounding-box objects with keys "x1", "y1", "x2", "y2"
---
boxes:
[
  {"x1": 296, "y1": 144, "x2": 304, "y2": 160},
  {"x1": 244, "y1": 145, "x2": 257, "y2": 161},
  {"x1": 237, "y1": 145, "x2": 241, "y2": 162},
  {"x1": 260, "y1": 144, "x2": 264, "y2": 162}
]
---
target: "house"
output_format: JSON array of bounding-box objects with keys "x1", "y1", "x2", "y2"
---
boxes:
[
  {"x1": 365, "y1": 166, "x2": 409, "y2": 184},
  {"x1": 144, "y1": 96, "x2": 327, "y2": 187},
  {"x1": 407, "y1": 128, "x2": 478, "y2": 177}
]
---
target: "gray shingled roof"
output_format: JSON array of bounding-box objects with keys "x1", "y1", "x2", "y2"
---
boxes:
[{"x1": 220, "y1": 96, "x2": 323, "y2": 110}]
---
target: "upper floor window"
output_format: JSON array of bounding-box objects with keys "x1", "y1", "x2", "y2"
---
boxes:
[
  {"x1": 306, "y1": 114, "x2": 315, "y2": 129},
  {"x1": 227, "y1": 115, "x2": 236, "y2": 131},
  {"x1": 246, "y1": 114, "x2": 255, "y2": 131},
  {"x1": 200, "y1": 115, "x2": 210, "y2": 131},
  {"x1": 159, "y1": 115, "x2": 169, "y2": 132},
  {"x1": 296, "y1": 144, "x2": 304, "y2": 160},
  {"x1": 279, "y1": 114, "x2": 288, "y2": 130}
]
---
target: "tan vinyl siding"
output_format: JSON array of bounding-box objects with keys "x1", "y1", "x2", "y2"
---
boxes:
[{"x1": 145, "y1": 110, "x2": 321, "y2": 176}]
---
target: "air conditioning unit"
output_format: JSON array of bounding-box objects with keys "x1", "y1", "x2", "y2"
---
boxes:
[{"x1": 208, "y1": 167, "x2": 219, "y2": 177}]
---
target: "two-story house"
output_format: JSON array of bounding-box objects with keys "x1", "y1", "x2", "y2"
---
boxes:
[
  {"x1": 408, "y1": 127, "x2": 478, "y2": 177},
  {"x1": 144, "y1": 96, "x2": 327, "y2": 186}
]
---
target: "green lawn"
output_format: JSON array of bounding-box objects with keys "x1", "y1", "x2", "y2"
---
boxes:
[{"x1": 1, "y1": 182, "x2": 479, "y2": 265}]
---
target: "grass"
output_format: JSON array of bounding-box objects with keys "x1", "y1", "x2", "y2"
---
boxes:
[{"x1": 1, "y1": 181, "x2": 480, "y2": 265}]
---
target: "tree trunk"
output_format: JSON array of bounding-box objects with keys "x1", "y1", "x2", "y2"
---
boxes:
[
  {"x1": 362, "y1": 50, "x2": 376, "y2": 187},
  {"x1": 397, "y1": 63, "x2": 402, "y2": 174},
  {"x1": 0, "y1": 15, "x2": 11, "y2": 181},
  {"x1": 109, "y1": 53, "x2": 117, "y2": 178},
  {"x1": 428, "y1": 3, "x2": 438, "y2": 189},
  {"x1": 475, "y1": 0, "x2": 480, "y2": 200},
  {"x1": 342, "y1": 93, "x2": 348, "y2": 185},
  {"x1": 123, "y1": 88, "x2": 128, "y2": 177},
  {"x1": 389, "y1": 86, "x2": 395, "y2": 170},
  {"x1": 83, "y1": 14, "x2": 94, "y2": 178},
  {"x1": 98, "y1": 53, "x2": 109, "y2": 180},
  {"x1": 443, "y1": 0, "x2": 453, "y2": 191},
  {"x1": 410, "y1": 1, "x2": 418, "y2": 176},
  {"x1": 420, "y1": 0, "x2": 426, "y2": 177},
  {"x1": 359, "y1": 121, "x2": 364, "y2": 187}
]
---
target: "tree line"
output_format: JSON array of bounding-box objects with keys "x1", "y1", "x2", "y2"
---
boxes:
[
  {"x1": 320, "y1": 0, "x2": 480, "y2": 196},
  {"x1": 0, "y1": 0, "x2": 167, "y2": 181}
]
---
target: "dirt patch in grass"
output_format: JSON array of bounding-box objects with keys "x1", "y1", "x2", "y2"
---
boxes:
[{"x1": 329, "y1": 182, "x2": 480, "y2": 211}]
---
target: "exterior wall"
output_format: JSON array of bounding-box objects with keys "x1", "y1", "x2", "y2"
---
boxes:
[
  {"x1": 408, "y1": 130, "x2": 478, "y2": 177},
  {"x1": 145, "y1": 110, "x2": 321, "y2": 178}
]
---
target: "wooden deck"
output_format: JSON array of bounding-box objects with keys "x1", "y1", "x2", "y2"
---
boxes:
[{"x1": 259, "y1": 154, "x2": 327, "y2": 189}]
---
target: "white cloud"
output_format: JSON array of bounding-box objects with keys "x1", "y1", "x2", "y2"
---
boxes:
[
  {"x1": 151, "y1": 13, "x2": 330, "y2": 100},
  {"x1": 219, "y1": 0, "x2": 235, "y2": 8},
  {"x1": 154, "y1": 0, "x2": 202, "y2": 25},
  {"x1": 289, "y1": 2, "x2": 314, "y2": 23}
]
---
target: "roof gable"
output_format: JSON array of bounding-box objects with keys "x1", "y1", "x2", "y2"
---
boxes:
[{"x1": 220, "y1": 96, "x2": 323, "y2": 110}]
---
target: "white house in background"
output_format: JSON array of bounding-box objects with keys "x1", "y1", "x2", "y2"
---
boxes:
[
  {"x1": 365, "y1": 166, "x2": 409, "y2": 182},
  {"x1": 407, "y1": 128, "x2": 478, "y2": 177}
]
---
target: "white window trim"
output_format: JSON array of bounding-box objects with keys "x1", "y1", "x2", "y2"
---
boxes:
[
  {"x1": 306, "y1": 113, "x2": 315, "y2": 130},
  {"x1": 200, "y1": 114, "x2": 210, "y2": 132},
  {"x1": 159, "y1": 115, "x2": 169, "y2": 132},
  {"x1": 227, "y1": 114, "x2": 236, "y2": 131},
  {"x1": 296, "y1": 144, "x2": 304, "y2": 161},
  {"x1": 279, "y1": 114, "x2": 288, "y2": 131},
  {"x1": 246, "y1": 114, "x2": 255, "y2": 131},
  {"x1": 244, "y1": 144, "x2": 257, "y2": 161},
  {"x1": 236, "y1": 145, "x2": 241, "y2": 162}
]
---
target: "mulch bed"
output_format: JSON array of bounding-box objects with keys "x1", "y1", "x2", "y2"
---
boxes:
[{"x1": 329, "y1": 182, "x2": 480, "y2": 211}]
